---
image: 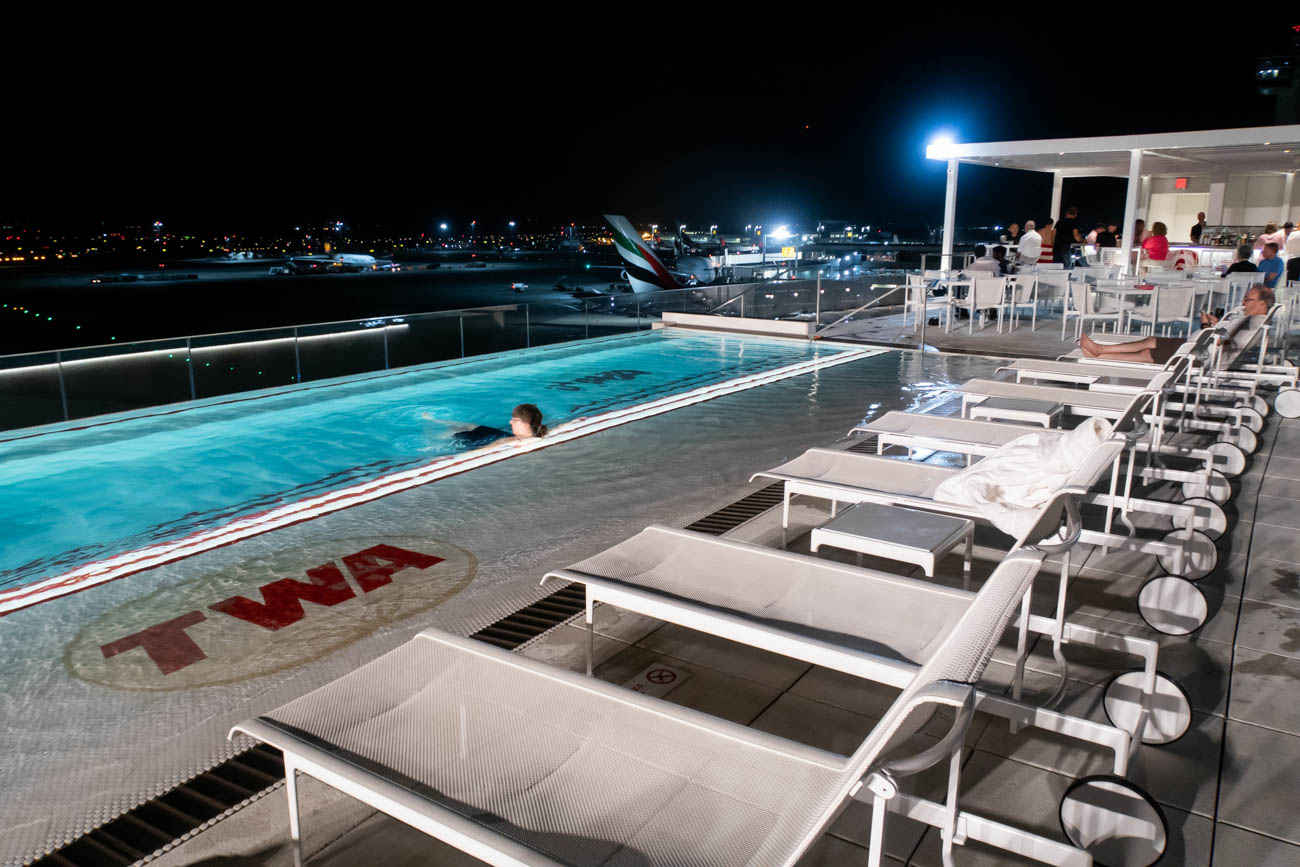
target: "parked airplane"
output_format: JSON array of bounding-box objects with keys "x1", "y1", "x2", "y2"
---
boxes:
[{"x1": 604, "y1": 214, "x2": 715, "y2": 293}]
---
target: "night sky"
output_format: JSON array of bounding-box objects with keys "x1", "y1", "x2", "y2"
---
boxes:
[{"x1": 7, "y1": 18, "x2": 1295, "y2": 235}]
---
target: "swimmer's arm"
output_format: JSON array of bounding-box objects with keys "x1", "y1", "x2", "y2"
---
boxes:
[{"x1": 420, "y1": 413, "x2": 476, "y2": 432}]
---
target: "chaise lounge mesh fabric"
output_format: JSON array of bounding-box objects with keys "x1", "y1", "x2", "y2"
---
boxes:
[
  {"x1": 232, "y1": 547, "x2": 1047, "y2": 866},
  {"x1": 555, "y1": 525, "x2": 979, "y2": 672}
]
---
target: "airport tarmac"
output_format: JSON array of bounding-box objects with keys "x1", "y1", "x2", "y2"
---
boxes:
[{"x1": 0, "y1": 258, "x2": 619, "y2": 355}]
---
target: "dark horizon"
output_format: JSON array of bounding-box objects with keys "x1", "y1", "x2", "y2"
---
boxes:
[{"x1": 6, "y1": 18, "x2": 1297, "y2": 237}]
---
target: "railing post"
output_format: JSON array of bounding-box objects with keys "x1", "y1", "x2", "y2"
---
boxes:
[
  {"x1": 293, "y1": 327, "x2": 302, "y2": 383},
  {"x1": 584, "y1": 300, "x2": 589, "y2": 339},
  {"x1": 525, "y1": 304, "x2": 530, "y2": 347},
  {"x1": 636, "y1": 301, "x2": 641, "y2": 330},
  {"x1": 383, "y1": 325, "x2": 390, "y2": 370},
  {"x1": 56, "y1": 349, "x2": 69, "y2": 421},
  {"x1": 186, "y1": 338, "x2": 196, "y2": 400},
  {"x1": 816, "y1": 273, "x2": 821, "y2": 328},
  {"x1": 459, "y1": 315, "x2": 465, "y2": 358},
  {"x1": 740, "y1": 292, "x2": 745, "y2": 318}
]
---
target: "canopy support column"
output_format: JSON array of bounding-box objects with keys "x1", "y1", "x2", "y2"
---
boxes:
[
  {"x1": 1119, "y1": 149, "x2": 1143, "y2": 275},
  {"x1": 1282, "y1": 172, "x2": 1295, "y2": 225},
  {"x1": 941, "y1": 158, "x2": 958, "y2": 270},
  {"x1": 1050, "y1": 172, "x2": 1063, "y2": 222}
]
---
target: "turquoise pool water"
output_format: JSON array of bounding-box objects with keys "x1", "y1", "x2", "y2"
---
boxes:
[{"x1": 0, "y1": 331, "x2": 849, "y2": 591}]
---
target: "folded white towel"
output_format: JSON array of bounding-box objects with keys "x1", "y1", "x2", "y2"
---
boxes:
[{"x1": 933, "y1": 417, "x2": 1112, "y2": 541}]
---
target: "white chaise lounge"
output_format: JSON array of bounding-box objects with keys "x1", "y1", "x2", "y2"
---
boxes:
[{"x1": 232, "y1": 541, "x2": 1093, "y2": 867}]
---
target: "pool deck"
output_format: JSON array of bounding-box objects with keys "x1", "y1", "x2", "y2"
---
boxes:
[{"x1": 146, "y1": 387, "x2": 1300, "y2": 865}]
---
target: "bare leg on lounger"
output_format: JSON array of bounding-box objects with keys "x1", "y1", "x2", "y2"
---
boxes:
[{"x1": 1080, "y1": 333, "x2": 1183, "y2": 364}]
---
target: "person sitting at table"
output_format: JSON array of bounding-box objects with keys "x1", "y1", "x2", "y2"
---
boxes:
[
  {"x1": 1095, "y1": 222, "x2": 1119, "y2": 248},
  {"x1": 1002, "y1": 223, "x2": 1021, "y2": 246},
  {"x1": 1256, "y1": 242, "x2": 1284, "y2": 289},
  {"x1": 1132, "y1": 218, "x2": 1149, "y2": 246},
  {"x1": 992, "y1": 245, "x2": 1014, "y2": 275},
  {"x1": 966, "y1": 244, "x2": 1001, "y2": 275},
  {"x1": 1141, "y1": 222, "x2": 1170, "y2": 262},
  {"x1": 1080, "y1": 286, "x2": 1272, "y2": 364},
  {"x1": 1019, "y1": 221, "x2": 1042, "y2": 264},
  {"x1": 1223, "y1": 244, "x2": 1257, "y2": 276}
]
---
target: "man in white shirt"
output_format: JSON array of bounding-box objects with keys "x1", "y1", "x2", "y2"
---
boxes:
[
  {"x1": 1284, "y1": 222, "x2": 1299, "y2": 259},
  {"x1": 1018, "y1": 221, "x2": 1042, "y2": 264}
]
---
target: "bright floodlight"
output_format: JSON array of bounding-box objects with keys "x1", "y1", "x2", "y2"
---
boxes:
[
  {"x1": 927, "y1": 133, "x2": 957, "y2": 158},
  {"x1": 439, "y1": 223, "x2": 448, "y2": 230},
  {"x1": 769, "y1": 225, "x2": 791, "y2": 241}
]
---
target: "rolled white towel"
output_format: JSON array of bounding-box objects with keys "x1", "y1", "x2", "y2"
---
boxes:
[{"x1": 934, "y1": 417, "x2": 1112, "y2": 541}]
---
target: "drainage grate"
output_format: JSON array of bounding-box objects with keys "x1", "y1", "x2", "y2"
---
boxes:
[
  {"x1": 31, "y1": 484, "x2": 793, "y2": 865},
  {"x1": 469, "y1": 583, "x2": 587, "y2": 650},
  {"x1": 31, "y1": 743, "x2": 285, "y2": 867},
  {"x1": 684, "y1": 482, "x2": 786, "y2": 536},
  {"x1": 846, "y1": 435, "x2": 880, "y2": 454}
]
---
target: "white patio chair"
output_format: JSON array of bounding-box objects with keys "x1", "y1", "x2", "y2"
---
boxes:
[
  {"x1": 1061, "y1": 279, "x2": 1124, "y2": 340},
  {"x1": 1128, "y1": 284, "x2": 1198, "y2": 338},
  {"x1": 232, "y1": 539, "x2": 1103, "y2": 867},
  {"x1": 1034, "y1": 269, "x2": 1069, "y2": 316},
  {"x1": 945, "y1": 276, "x2": 1006, "y2": 333},
  {"x1": 1005, "y1": 274, "x2": 1038, "y2": 331}
]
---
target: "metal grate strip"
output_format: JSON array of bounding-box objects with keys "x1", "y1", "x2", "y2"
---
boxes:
[
  {"x1": 684, "y1": 482, "x2": 785, "y2": 536},
  {"x1": 846, "y1": 435, "x2": 880, "y2": 454}
]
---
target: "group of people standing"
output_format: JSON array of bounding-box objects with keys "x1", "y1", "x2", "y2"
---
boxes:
[{"x1": 997, "y1": 206, "x2": 1091, "y2": 269}]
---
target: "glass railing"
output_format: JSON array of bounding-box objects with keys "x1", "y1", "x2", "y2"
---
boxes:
[
  {"x1": 0, "y1": 286, "x2": 751, "y2": 432},
  {"x1": 708, "y1": 273, "x2": 911, "y2": 329}
]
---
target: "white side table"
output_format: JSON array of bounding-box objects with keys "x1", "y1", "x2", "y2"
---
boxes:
[
  {"x1": 810, "y1": 501, "x2": 974, "y2": 579},
  {"x1": 968, "y1": 396, "x2": 1064, "y2": 428}
]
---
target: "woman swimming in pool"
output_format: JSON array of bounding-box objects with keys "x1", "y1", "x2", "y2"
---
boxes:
[{"x1": 424, "y1": 403, "x2": 548, "y2": 450}]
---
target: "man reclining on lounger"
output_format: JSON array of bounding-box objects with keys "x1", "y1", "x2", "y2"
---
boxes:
[{"x1": 1080, "y1": 285, "x2": 1273, "y2": 365}]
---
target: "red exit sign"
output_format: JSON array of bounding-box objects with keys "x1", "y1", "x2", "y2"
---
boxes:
[{"x1": 1175, "y1": 177, "x2": 1188, "y2": 190}]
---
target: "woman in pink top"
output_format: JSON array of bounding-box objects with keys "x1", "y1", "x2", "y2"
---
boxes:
[{"x1": 1142, "y1": 221, "x2": 1170, "y2": 261}]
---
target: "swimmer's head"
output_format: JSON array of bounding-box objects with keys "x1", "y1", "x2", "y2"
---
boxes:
[{"x1": 511, "y1": 403, "x2": 546, "y2": 438}]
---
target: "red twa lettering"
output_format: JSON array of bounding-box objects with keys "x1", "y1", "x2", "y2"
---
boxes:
[
  {"x1": 343, "y1": 544, "x2": 444, "y2": 593},
  {"x1": 101, "y1": 610, "x2": 208, "y2": 675},
  {"x1": 209, "y1": 563, "x2": 353, "y2": 630}
]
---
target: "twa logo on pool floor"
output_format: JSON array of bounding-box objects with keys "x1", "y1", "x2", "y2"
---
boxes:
[{"x1": 65, "y1": 537, "x2": 475, "y2": 691}]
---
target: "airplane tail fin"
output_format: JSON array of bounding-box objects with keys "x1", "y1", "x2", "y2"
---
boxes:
[{"x1": 604, "y1": 215, "x2": 681, "y2": 293}]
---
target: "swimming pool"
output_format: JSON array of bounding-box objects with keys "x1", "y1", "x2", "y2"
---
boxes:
[{"x1": 0, "y1": 330, "x2": 872, "y2": 611}]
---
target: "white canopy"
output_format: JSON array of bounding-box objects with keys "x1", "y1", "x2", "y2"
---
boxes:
[{"x1": 927, "y1": 125, "x2": 1300, "y2": 269}]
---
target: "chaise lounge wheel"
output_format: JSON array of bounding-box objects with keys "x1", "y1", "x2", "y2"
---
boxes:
[
  {"x1": 1276, "y1": 387, "x2": 1300, "y2": 419},
  {"x1": 1203, "y1": 441, "x2": 1246, "y2": 479},
  {"x1": 1245, "y1": 395, "x2": 1269, "y2": 418},
  {"x1": 1157, "y1": 528, "x2": 1217, "y2": 579},
  {"x1": 1179, "y1": 469, "x2": 1231, "y2": 506},
  {"x1": 1103, "y1": 670, "x2": 1193, "y2": 746},
  {"x1": 1175, "y1": 497, "x2": 1227, "y2": 541},
  {"x1": 1060, "y1": 776, "x2": 1168, "y2": 867},
  {"x1": 1234, "y1": 405, "x2": 1264, "y2": 434},
  {"x1": 1137, "y1": 575, "x2": 1208, "y2": 635},
  {"x1": 1219, "y1": 425, "x2": 1257, "y2": 455}
]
